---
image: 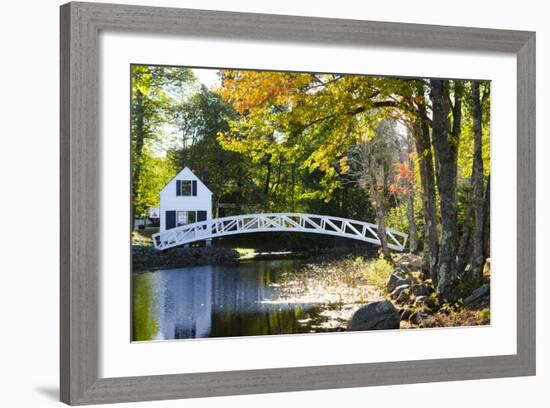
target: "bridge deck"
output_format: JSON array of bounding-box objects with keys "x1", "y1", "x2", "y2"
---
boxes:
[{"x1": 151, "y1": 213, "x2": 408, "y2": 252}]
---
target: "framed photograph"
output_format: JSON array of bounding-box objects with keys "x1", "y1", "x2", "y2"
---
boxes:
[{"x1": 60, "y1": 1, "x2": 535, "y2": 405}]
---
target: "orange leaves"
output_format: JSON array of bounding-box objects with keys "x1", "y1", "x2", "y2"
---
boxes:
[
  {"x1": 390, "y1": 162, "x2": 413, "y2": 196},
  {"x1": 215, "y1": 69, "x2": 413, "y2": 203},
  {"x1": 218, "y1": 70, "x2": 312, "y2": 114},
  {"x1": 389, "y1": 183, "x2": 408, "y2": 195},
  {"x1": 394, "y1": 162, "x2": 413, "y2": 181}
]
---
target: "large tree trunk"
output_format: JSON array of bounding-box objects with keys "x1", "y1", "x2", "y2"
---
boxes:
[
  {"x1": 471, "y1": 81, "x2": 485, "y2": 279},
  {"x1": 131, "y1": 89, "x2": 145, "y2": 231},
  {"x1": 412, "y1": 95, "x2": 438, "y2": 282},
  {"x1": 431, "y1": 79, "x2": 459, "y2": 299}
]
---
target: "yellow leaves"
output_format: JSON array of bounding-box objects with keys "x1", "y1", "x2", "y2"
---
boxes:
[
  {"x1": 214, "y1": 68, "x2": 411, "y2": 203},
  {"x1": 339, "y1": 156, "x2": 350, "y2": 174},
  {"x1": 457, "y1": 117, "x2": 491, "y2": 179},
  {"x1": 218, "y1": 70, "x2": 314, "y2": 115},
  {"x1": 357, "y1": 126, "x2": 377, "y2": 143},
  {"x1": 136, "y1": 82, "x2": 150, "y2": 95},
  {"x1": 131, "y1": 65, "x2": 154, "y2": 96}
]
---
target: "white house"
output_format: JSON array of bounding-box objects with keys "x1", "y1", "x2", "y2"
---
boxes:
[{"x1": 159, "y1": 167, "x2": 213, "y2": 233}]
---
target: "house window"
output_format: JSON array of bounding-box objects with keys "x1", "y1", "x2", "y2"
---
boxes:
[
  {"x1": 176, "y1": 180, "x2": 197, "y2": 196},
  {"x1": 176, "y1": 210, "x2": 196, "y2": 226},
  {"x1": 180, "y1": 180, "x2": 192, "y2": 196}
]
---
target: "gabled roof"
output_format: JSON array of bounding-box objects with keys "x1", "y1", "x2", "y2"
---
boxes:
[{"x1": 160, "y1": 167, "x2": 213, "y2": 194}]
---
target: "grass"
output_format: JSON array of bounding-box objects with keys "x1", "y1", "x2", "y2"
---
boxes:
[
  {"x1": 478, "y1": 308, "x2": 490, "y2": 319},
  {"x1": 234, "y1": 247, "x2": 256, "y2": 259},
  {"x1": 132, "y1": 228, "x2": 159, "y2": 246},
  {"x1": 352, "y1": 256, "x2": 393, "y2": 290}
]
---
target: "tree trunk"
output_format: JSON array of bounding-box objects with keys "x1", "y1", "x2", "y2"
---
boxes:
[
  {"x1": 367, "y1": 148, "x2": 389, "y2": 257},
  {"x1": 131, "y1": 89, "x2": 145, "y2": 232},
  {"x1": 181, "y1": 131, "x2": 188, "y2": 168},
  {"x1": 456, "y1": 193, "x2": 473, "y2": 276},
  {"x1": 369, "y1": 173, "x2": 389, "y2": 258},
  {"x1": 291, "y1": 163, "x2": 296, "y2": 212},
  {"x1": 399, "y1": 126, "x2": 418, "y2": 253},
  {"x1": 471, "y1": 81, "x2": 485, "y2": 279},
  {"x1": 431, "y1": 79, "x2": 459, "y2": 299},
  {"x1": 483, "y1": 174, "x2": 491, "y2": 260},
  {"x1": 412, "y1": 98, "x2": 438, "y2": 282},
  {"x1": 405, "y1": 190, "x2": 417, "y2": 253},
  {"x1": 264, "y1": 158, "x2": 271, "y2": 208}
]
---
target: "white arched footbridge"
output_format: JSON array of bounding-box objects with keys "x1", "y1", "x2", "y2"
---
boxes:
[{"x1": 152, "y1": 213, "x2": 408, "y2": 252}]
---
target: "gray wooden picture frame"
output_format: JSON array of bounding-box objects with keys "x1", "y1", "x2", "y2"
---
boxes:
[{"x1": 60, "y1": 1, "x2": 536, "y2": 405}]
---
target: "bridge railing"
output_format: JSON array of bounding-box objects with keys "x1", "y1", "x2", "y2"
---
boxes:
[{"x1": 151, "y1": 213, "x2": 408, "y2": 252}]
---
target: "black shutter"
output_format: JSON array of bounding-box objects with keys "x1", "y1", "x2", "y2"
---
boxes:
[
  {"x1": 192, "y1": 180, "x2": 197, "y2": 196},
  {"x1": 166, "y1": 211, "x2": 176, "y2": 230},
  {"x1": 176, "y1": 180, "x2": 181, "y2": 196},
  {"x1": 197, "y1": 210, "x2": 207, "y2": 222}
]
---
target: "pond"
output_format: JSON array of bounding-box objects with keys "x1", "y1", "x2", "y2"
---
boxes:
[{"x1": 132, "y1": 259, "x2": 324, "y2": 341}]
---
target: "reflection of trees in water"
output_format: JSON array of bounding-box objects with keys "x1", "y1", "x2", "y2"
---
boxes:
[
  {"x1": 132, "y1": 273, "x2": 160, "y2": 341},
  {"x1": 209, "y1": 260, "x2": 309, "y2": 337},
  {"x1": 133, "y1": 260, "x2": 316, "y2": 341}
]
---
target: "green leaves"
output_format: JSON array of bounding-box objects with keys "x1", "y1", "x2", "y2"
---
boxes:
[
  {"x1": 131, "y1": 65, "x2": 195, "y2": 221},
  {"x1": 216, "y1": 70, "x2": 409, "y2": 202}
]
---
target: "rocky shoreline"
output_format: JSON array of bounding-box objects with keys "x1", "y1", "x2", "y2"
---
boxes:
[
  {"x1": 384, "y1": 257, "x2": 490, "y2": 328},
  {"x1": 265, "y1": 252, "x2": 491, "y2": 331}
]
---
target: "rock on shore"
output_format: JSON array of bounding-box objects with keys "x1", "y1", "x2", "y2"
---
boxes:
[{"x1": 348, "y1": 301, "x2": 400, "y2": 331}]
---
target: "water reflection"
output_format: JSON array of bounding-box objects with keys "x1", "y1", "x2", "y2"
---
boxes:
[{"x1": 132, "y1": 259, "x2": 315, "y2": 341}]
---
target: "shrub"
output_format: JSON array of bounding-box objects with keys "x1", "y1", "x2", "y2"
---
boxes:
[
  {"x1": 479, "y1": 308, "x2": 490, "y2": 319},
  {"x1": 458, "y1": 274, "x2": 483, "y2": 298},
  {"x1": 364, "y1": 258, "x2": 393, "y2": 290},
  {"x1": 352, "y1": 256, "x2": 366, "y2": 268}
]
